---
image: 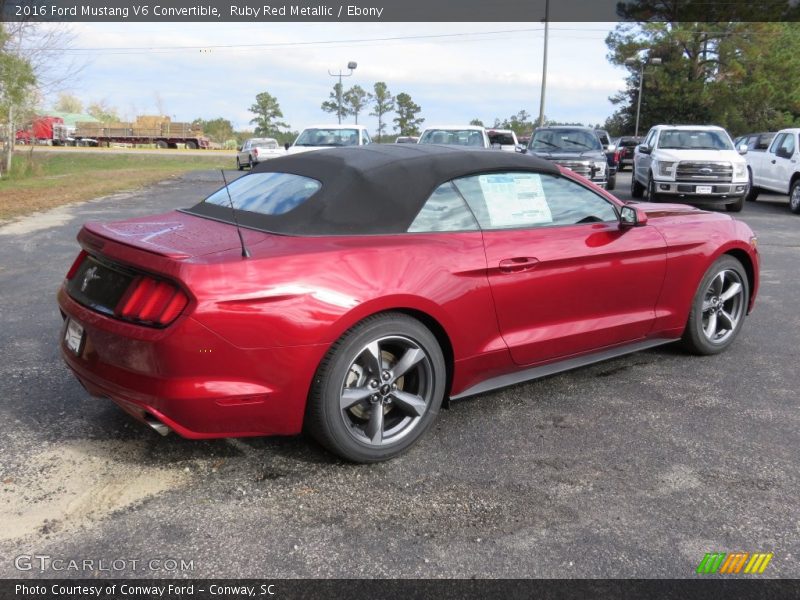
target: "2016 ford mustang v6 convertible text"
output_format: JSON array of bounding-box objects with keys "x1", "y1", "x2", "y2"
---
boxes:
[{"x1": 58, "y1": 145, "x2": 759, "y2": 462}]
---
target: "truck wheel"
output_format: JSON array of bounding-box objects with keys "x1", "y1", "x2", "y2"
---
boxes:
[
  {"x1": 745, "y1": 169, "x2": 759, "y2": 202},
  {"x1": 631, "y1": 168, "x2": 644, "y2": 198},
  {"x1": 646, "y1": 173, "x2": 661, "y2": 202},
  {"x1": 248, "y1": 157, "x2": 255, "y2": 170},
  {"x1": 606, "y1": 174, "x2": 616, "y2": 191},
  {"x1": 186, "y1": 140, "x2": 198, "y2": 150},
  {"x1": 236, "y1": 158, "x2": 243, "y2": 171},
  {"x1": 156, "y1": 140, "x2": 168, "y2": 149},
  {"x1": 726, "y1": 194, "x2": 745, "y2": 212},
  {"x1": 790, "y1": 180, "x2": 800, "y2": 214}
]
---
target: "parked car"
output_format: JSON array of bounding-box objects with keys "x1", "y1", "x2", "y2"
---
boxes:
[
  {"x1": 395, "y1": 136, "x2": 419, "y2": 144},
  {"x1": 615, "y1": 136, "x2": 641, "y2": 171},
  {"x1": 594, "y1": 129, "x2": 618, "y2": 190},
  {"x1": 745, "y1": 128, "x2": 800, "y2": 213},
  {"x1": 737, "y1": 132, "x2": 776, "y2": 153},
  {"x1": 58, "y1": 145, "x2": 759, "y2": 462},
  {"x1": 287, "y1": 125, "x2": 372, "y2": 155},
  {"x1": 418, "y1": 126, "x2": 490, "y2": 148},
  {"x1": 487, "y1": 129, "x2": 520, "y2": 152},
  {"x1": 631, "y1": 125, "x2": 749, "y2": 212},
  {"x1": 523, "y1": 126, "x2": 609, "y2": 189},
  {"x1": 236, "y1": 137, "x2": 284, "y2": 170}
]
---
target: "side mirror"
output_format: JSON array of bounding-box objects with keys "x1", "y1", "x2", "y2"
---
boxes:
[
  {"x1": 637, "y1": 145, "x2": 652, "y2": 155},
  {"x1": 284, "y1": 142, "x2": 290, "y2": 150},
  {"x1": 737, "y1": 144, "x2": 748, "y2": 155},
  {"x1": 620, "y1": 204, "x2": 648, "y2": 228}
]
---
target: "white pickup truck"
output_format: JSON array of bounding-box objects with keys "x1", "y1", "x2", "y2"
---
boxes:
[
  {"x1": 236, "y1": 137, "x2": 285, "y2": 170},
  {"x1": 632, "y1": 124, "x2": 748, "y2": 212},
  {"x1": 745, "y1": 128, "x2": 800, "y2": 213}
]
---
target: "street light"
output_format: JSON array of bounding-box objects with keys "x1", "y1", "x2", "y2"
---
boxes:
[
  {"x1": 624, "y1": 55, "x2": 662, "y2": 137},
  {"x1": 328, "y1": 61, "x2": 358, "y2": 124}
]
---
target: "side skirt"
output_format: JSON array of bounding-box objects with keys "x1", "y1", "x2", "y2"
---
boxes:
[{"x1": 450, "y1": 337, "x2": 677, "y2": 400}]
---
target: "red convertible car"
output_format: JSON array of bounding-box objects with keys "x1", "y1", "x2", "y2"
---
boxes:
[{"x1": 58, "y1": 145, "x2": 759, "y2": 462}]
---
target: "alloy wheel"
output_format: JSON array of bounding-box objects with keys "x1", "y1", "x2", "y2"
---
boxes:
[
  {"x1": 339, "y1": 335, "x2": 434, "y2": 446},
  {"x1": 701, "y1": 269, "x2": 745, "y2": 344}
]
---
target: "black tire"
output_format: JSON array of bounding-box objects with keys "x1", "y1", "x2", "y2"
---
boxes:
[
  {"x1": 745, "y1": 169, "x2": 759, "y2": 202},
  {"x1": 236, "y1": 158, "x2": 243, "y2": 171},
  {"x1": 155, "y1": 140, "x2": 168, "y2": 149},
  {"x1": 631, "y1": 167, "x2": 645, "y2": 198},
  {"x1": 606, "y1": 174, "x2": 616, "y2": 191},
  {"x1": 646, "y1": 173, "x2": 661, "y2": 202},
  {"x1": 185, "y1": 140, "x2": 198, "y2": 150},
  {"x1": 305, "y1": 312, "x2": 446, "y2": 463},
  {"x1": 681, "y1": 255, "x2": 749, "y2": 355},
  {"x1": 617, "y1": 164, "x2": 625, "y2": 172},
  {"x1": 726, "y1": 194, "x2": 745, "y2": 212},
  {"x1": 790, "y1": 179, "x2": 800, "y2": 214},
  {"x1": 248, "y1": 157, "x2": 255, "y2": 170}
]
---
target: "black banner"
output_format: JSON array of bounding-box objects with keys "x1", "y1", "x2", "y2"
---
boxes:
[
  {"x1": 2, "y1": 0, "x2": 800, "y2": 22},
  {"x1": 3, "y1": 579, "x2": 800, "y2": 600}
]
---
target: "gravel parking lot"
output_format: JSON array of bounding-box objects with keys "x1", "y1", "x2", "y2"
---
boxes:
[{"x1": 0, "y1": 169, "x2": 797, "y2": 578}]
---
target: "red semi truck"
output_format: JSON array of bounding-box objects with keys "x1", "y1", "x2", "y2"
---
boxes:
[{"x1": 16, "y1": 115, "x2": 210, "y2": 149}]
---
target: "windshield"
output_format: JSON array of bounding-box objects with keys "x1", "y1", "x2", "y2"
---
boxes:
[
  {"x1": 205, "y1": 172, "x2": 321, "y2": 215},
  {"x1": 657, "y1": 129, "x2": 733, "y2": 150},
  {"x1": 251, "y1": 138, "x2": 278, "y2": 149},
  {"x1": 488, "y1": 132, "x2": 516, "y2": 145},
  {"x1": 295, "y1": 128, "x2": 360, "y2": 147},
  {"x1": 419, "y1": 129, "x2": 486, "y2": 147},
  {"x1": 529, "y1": 129, "x2": 602, "y2": 151}
]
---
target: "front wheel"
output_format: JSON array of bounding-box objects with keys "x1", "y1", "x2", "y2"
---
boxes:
[
  {"x1": 790, "y1": 180, "x2": 800, "y2": 214},
  {"x1": 305, "y1": 313, "x2": 446, "y2": 463},
  {"x1": 745, "y1": 169, "x2": 759, "y2": 202},
  {"x1": 646, "y1": 174, "x2": 661, "y2": 202},
  {"x1": 631, "y1": 168, "x2": 645, "y2": 198},
  {"x1": 726, "y1": 194, "x2": 745, "y2": 212},
  {"x1": 681, "y1": 256, "x2": 749, "y2": 355},
  {"x1": 236, "y1": 158, "x2": 243, "y2": 171}
]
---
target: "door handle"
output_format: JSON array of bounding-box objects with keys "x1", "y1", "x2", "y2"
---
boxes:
[{"x1": 499, "y1": 257, "x2": 540, "y2": 273}]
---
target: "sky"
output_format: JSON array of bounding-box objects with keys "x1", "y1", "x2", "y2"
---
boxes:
[{"x1": 41, "y1": 22, "x2": 628, "y2": 133}]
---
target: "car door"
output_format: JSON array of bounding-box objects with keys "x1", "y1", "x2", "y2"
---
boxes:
[
  {"x1": 635, "y1": 128, "x2": 657, "y2": 184},
  {"x1": 770, "y1": 133, "x2": 797, "y2": 194},
  {"x1": 239, "y1": 140, "x2": 250, "y2": 163},
  {"x1": 761, "y1": 133, "x2": 787, "y2": 191},
  {"x1": 454, "y1": 171, "x2": 667, "y2": 366}
]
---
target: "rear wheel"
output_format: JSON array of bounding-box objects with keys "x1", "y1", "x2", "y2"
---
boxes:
[
  {"x1": 155, "y1": 140, "x2": 168, "y2": 149},
  {"x1": 236, "y1": 158, "x2": 243, "y2": 171},
  {"x1": 606, "y1": 174, "x2": 616, "y2": 191},
  {"x1": 305, "y1": 313, "x2": 446, "y2": 463},
  {"x1": 681, "y1": 255, "x2": 749, "y2": 355},
  {"x1": 185, "y1": 140, "x2": 198, "y2": 150},
  {"x1": 790, "y1": 180, "x2": 800, "y2": 214},
  {"x1": 631, "y1": 167, "x2": 645, "y2": 198},
  {"x1": 248, "y1": 157, "x2": 255, "y2": 170}
]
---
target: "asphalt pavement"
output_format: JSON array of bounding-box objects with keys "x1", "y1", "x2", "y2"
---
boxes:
[{"x1": 0, "y1": 170, "x2": 797, "y2": 578}]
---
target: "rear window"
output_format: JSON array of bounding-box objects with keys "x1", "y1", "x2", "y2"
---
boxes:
[
  {"x1": 489, "y1": 132, "x2": 516, "y2": 145},
  {"x1": 204, "y1": 172, "x2": 321, "y2": 216},
  {"x1": 419, "y1": 129, "x2": 485, "y2": 147}
]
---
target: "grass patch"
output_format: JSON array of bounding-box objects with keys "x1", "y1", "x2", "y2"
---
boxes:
[{"x1": 0, "y1": 150, "x2": 231, "y2": 221}]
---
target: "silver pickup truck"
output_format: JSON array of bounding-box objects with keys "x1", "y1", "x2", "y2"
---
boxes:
[
  {"x1": 746, "y1": 128, "x2": 800, "y2": 213},
  {"x1": 236, "y1": 137, "x2": 285, "y2": 170}
]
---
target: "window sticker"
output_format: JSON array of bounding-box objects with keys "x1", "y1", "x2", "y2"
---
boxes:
[{"x1": 479, "y1": 173, "x2": 552, "y2": 227}]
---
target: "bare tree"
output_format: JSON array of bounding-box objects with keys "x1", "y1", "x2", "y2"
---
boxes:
[{"x1": 1, "y1": 22, "x2": 84, "y2": 176}]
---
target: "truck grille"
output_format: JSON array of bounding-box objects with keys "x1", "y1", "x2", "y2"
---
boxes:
[
  {"x1": 676, "y1": 161, "x2": 732, "y2": 183},
  {"x1": 552, "y1": 160, "x2": 592, "y2": 178}
]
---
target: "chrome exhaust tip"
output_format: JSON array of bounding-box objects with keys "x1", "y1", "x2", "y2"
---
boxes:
[{"x1": 143, "y1": 413, "x2": 172, "y2": 436}]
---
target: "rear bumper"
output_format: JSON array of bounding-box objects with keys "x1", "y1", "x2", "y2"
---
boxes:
[{"x1": 58, "y1": 287, "x2": 326, "y2": 438}]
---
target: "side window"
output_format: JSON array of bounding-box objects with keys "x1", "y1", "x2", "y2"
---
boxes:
[
  {"x1": 362, "y1": 130, "x2": 372, "y2": 145},
  {"x1": 407, "y1": 182, "x2": 479, "y2": 233},
  {"x1": 779, "y1": 133, "x2": 796, "y2": 156},
  {"x1": 452, "y1": 172, "x2": 618, "y2": 231},
  {"x1": 769, "y1": 133, "x2": 786, "y2": 154},
  {"x1": 647, "y1": 129, "x2": 659, "y2": 148}
]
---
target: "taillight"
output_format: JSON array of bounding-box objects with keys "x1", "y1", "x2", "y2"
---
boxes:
[
  {"x1": 114, "y1": 275, "x2": 188, "y2": 327},
  {"x1": 253, "y1": 148, "x2": 259, "y2": 156},
  {"x1": 66, "y1": 250, "x2": 88, "y2": 280}
]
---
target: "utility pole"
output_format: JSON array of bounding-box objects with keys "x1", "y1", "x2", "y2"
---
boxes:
[
  {"x1": 537, "y1": 0, "x2": 550, "y2": 128},
  {"x1": 328, "y1": 61, "x2": 358, "y2": 124},
  {"x1": 625, "y1": 55, "x2": 662, "y2": 137}
]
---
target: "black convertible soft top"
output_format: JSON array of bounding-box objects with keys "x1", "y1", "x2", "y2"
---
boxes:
[{"x1": 185, "y1": 144, "x2": 560, "y2": 235}]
